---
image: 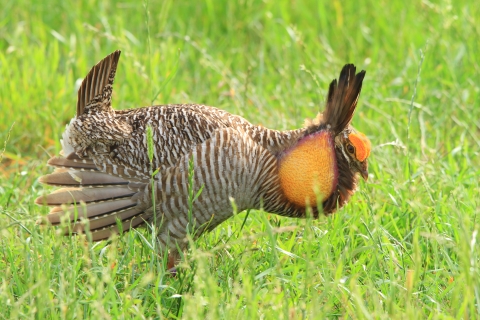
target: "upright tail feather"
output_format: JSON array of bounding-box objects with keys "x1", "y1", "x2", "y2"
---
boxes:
[
  {"x1": 36, "y1": 153, "x2": 150, "y2": 241},
  {"x1": 77, "y1": 50, "x2": 121, "y2": 116}
]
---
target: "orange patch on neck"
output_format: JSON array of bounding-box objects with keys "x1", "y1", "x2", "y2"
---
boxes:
[
  {"x1": 349, "y1": 132, "x2": 371, "y2": 161},
  {"x1": 278, "y1": 131, "x2": 338, "y2": 207}
]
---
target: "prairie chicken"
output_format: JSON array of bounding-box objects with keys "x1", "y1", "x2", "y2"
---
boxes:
[{"x1": 36, "y1": 51, "x2": 371, "y2": 268}]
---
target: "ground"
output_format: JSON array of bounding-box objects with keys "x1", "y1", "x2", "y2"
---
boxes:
[{"x1": 0, "y1": 0, "x2": 479, "y2": 318}]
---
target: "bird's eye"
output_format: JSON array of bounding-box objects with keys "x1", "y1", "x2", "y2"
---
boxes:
[{"x1": 346, "y1": 143, "x2": 355, "y2": 154}]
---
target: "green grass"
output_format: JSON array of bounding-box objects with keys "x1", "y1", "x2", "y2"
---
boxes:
[{"x1": 1, "y1": 0, "x2": 479, "y2": 318}]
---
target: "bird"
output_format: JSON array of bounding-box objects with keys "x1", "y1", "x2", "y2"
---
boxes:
[{"x1": 36, "y1": 50, "x2": 371, "y2": 269}]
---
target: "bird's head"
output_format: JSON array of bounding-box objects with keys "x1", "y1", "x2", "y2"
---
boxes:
[
  {"x1": 278, "y1": 64, "x2": 370, "y2": 212},
  {"x1": 334, "y1": 127, "x2": 371, "y2": 181}
]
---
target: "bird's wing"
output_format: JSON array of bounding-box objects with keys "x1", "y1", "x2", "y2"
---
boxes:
[
  {"x1": 147, "y1": 126, "x2": 278, "y2": 248},
  {"x1": 36, "y1": 127, "x2": 278, "y2": 246},
  {"x1": 77, "y1": 103, "x2": 259, "y2": 182}
]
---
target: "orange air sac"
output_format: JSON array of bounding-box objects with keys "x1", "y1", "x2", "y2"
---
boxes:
[{"x1": 278, "y1": 131, "x2": 338, "y2": 207}]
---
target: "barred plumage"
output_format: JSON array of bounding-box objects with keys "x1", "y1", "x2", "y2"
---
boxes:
[{"x1": 36, "y1": 51, "x2": 371, "y2": 268}]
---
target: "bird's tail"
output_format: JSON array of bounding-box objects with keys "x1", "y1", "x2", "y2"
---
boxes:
[{"x1": 35, "y1": 153, "x2": 150, "y2": 241}]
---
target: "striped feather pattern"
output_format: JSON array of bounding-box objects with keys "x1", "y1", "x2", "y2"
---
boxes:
[
  {"x1": 77, "y1": 50, "x2": 121, "y2": 116},
  {"x1": 150, "y1": 128, "x2": 282, "y2": 251},
  {"x1": 36, "y1": 51, "x2": 370, "y2": 267}
]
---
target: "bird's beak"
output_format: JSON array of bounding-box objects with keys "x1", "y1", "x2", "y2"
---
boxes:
[
  {"x1": 360, "y1": 162, "x2": 368, "y2": 181},
  {"x1": 361, "y1": 169, "x2": 369, "y2": 181}
]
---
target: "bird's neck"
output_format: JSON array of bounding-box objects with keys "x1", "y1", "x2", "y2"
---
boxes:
[
  {"x1": 277, "y1": 130, "x2": 338, "y2": 208},
  {"x1": 254, "y1": 130, "x2": 339, "y2": 218},
  {"x1": 247, "y1": 127, "x2": 306, "y2": 156}
]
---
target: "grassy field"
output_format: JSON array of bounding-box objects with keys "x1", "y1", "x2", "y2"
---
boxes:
[{"x1": 1, "y1": 0, "x2": 479, "y2": 318}]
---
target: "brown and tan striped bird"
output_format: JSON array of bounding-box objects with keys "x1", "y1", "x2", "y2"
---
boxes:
[{"x1": 36, "y1": 50, "x2": 371, "y2": 268}]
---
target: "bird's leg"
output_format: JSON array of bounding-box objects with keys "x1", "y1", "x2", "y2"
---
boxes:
[
  {"x1": 167, "y1": 252, "x2": 177, "y2": 270},
  {"x1": 167, "y1": 249, "x2": 180, "y2": 276}
]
